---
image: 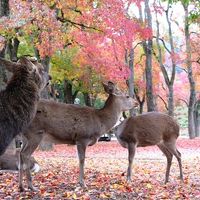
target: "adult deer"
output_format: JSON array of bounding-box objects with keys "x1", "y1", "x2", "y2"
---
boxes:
[
  {"x1": 115, "y1": 112, "x2": 183, "y2": 183},
  {"x1": 0, "y1": 57, "x2": 50, "y2": 156},
  {"x1": 19, "y1": 81, "x2": 138, "y2": 191}
]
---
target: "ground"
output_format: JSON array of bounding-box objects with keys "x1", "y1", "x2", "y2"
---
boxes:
[{"x1": 0, "y1": 138, "x2": 200, "y2": 199}]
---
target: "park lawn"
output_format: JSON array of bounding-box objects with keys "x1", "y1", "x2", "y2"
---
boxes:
[{"x1": 0, "y1": 138, "x2": 200, "y2": 199}]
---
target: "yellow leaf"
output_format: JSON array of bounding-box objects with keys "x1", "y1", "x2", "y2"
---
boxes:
[
  {"x1": 72, "y1": 193, "x2": 78, "y2": 199},
  {"x1": 99, "y1": 193, "x2": 110, "y2": 198},
  {"x1": 146, "y1": 183, "x2": 152, "y2": 189}
]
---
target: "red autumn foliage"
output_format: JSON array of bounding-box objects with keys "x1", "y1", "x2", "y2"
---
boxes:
[{"x1": 0, "y1": 138, "x2": 200, "y2": 199}]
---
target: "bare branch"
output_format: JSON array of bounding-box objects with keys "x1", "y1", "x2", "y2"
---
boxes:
[
  {"x1": 161, "y1": 83, "x2": 167, "y2": 91},
  {"x1": 133, "y1": 42, "x2": 143, "y2": 50},
  {"x1": 56, "y1": 9, "x2": 102, "y2": 32},
  {"x1": 135, "y1": 54, "x2": 145, "y2": 67},
  {"x1": 191, "y1": 58, "x2": 200, "y2": 65},
  {"x1": 152, "y1": 36, "x2": 171, "y2": 54},
  {"x1": 157, "y1": 95, "x2": 168, "y2": 111},
  {"x1": 177, "y1": 67, "x2": 188, "y2": 73},
  {"x1": 152, "y1": 49, "x2": 170, "y2": 86},
  {"x1": 134, "y1": 88, "x2": 145, "y2": 104},
  {"x1": 58, "y1": 18, "x2": 102, "y2": 32},
  {"x1": 179, "y1": 99, "x2": 189, "y2": 107}
]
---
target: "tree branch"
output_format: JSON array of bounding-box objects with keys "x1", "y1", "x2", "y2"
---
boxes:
[
  {"x1": 133, "y1": 42, "x2": 143, "y2": 50},
  {"x1": 191, "y1": 58, "x2": 200, "y2": 64},
  {"x1": 58, "y1": 17, "x2": 102, "y2": 32},
  {"x1": 157, "y1": 95, "x2": 168, "y2": 111},
  {"x1": 177, "y1": 66, "x2": 188, "y2": 73},
  {"x1": 152, "y1": 49, "x2": 170, "y2": 86},
  {"x1": 56, "y1": 9, "x2": 102, "y2": 32},
  {"x1": 152, "y1": 36, "x2": 171, "y2": 54},
  {"x1": 179, "y1": 98, "x2": 189, "y2": 107}
]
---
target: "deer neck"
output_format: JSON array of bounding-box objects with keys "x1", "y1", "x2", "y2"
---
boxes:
[
  {"x1": 6, "y1": 70, "x2": 39, "y2": 100},
  {"x1": 97, "y1": 95, "x2": 121, "y2": 132}
]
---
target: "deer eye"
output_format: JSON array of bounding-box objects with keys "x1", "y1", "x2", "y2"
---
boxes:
[{"x1": 126, "y1": 96, "x2": 130, "y2": 98}]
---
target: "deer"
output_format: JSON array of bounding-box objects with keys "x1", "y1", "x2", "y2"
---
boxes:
[
  {"x1": 0, "y1": 56, "x2": 50, "y2": 156},
  {"x1": 19, "y1": 81, "x2": 138, "y2": 191},
  {"x1": 0, "y1": 153, "x2": 40, "y2": 173},
  {"x1": 114, "y1": 112, "x2": 183, "y2": 184}
]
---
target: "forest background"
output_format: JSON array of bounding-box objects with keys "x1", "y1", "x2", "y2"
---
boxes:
[{"x1": 1, "y1": 1, "x2": 200, "y2": 199}]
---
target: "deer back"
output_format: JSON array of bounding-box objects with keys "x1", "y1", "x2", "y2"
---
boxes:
[{"x1": 116, "y1": 112, "x2": 179, "y2": 147}]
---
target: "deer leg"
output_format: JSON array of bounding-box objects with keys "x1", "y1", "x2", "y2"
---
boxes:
[
  {"x1": 20, "y1": 147, "x2": 38, "y2": 191},
  {"x1": 163, "y1": 141, "x2": 183, "y2": 181},
  {"x1": 19, "y1": 152, "x2": 24, "y2": 192},
  {"x1": 25, "y1": 160, "x2": 38, "y2": 191},
  {"x1": 127, "y1": 142, "x2": 136, "y2": 182},
  {"x1": 20, "y1": 131, "x2": 43, "y2": 191},
  {"x1": 19, "y1": 136, "x2": 28, "y2": 192},
  {"x1": 19, "y1": 152, "x2": 25, "y2": 192},
  {"x1": 76, "y1": 141, "x2": 87, "y2": 187},
  {"x1": 157, "y1": 143, "x2": 173, "y2": 183}
]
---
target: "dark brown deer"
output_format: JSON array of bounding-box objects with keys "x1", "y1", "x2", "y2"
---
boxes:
[
  {"x1": 0, "y1": 57, "x2": 50, "y2": 156},
  {"x1": 19, "y1": 81, "x2": 138, "y2": 191},
  {"x1": 115, "y1": 112, "x2": 183, "y2": 183}
]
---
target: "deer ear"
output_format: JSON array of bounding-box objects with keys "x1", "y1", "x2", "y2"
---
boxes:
[
  {"x1": 0, "y1": 57, "x2": 21, "y2": 73},
  {"x1": 102, "y1": 81, "x2": 116, "y2": 94}
]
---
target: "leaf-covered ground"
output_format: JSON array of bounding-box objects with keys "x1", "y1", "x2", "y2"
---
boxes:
[{"x1": 1, "y1": 138, "x2": 200, "y2": 199}]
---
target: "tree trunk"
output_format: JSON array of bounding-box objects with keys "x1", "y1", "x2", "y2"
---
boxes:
[
  {"x1": 168, "y1": 84, "x2": 174, "y2": 116},
  {"x1": 49, "y1": 83, "x2": 59, "y2": 101},
  {"x1": 155, "y1": 3, "x2": 176, "y2": 116},
  {"x1": 0, "y1": 0, "x2": 9, "y2": 90},
  {"x1": 143, "y1": 0, "x2": 155, "y2": 112},
  {"x1": 183, "y1": 3, "x2": 196, "y2": 139},
  {"x1": 0, "y1": 42, "x2": 6, "y2": 58},
  {"x1": 0, "y1": 0, "x2": 9, "y2": 16},
  {"x1": 83, "y1": 92, "x2": 92, "y2": 107},
  {"x1": 134, "y1": 88, "x2": 145, "y2": 114},
  {"x1": 194, "y1": 100, "x2": 200, "y2": 137},
  {"x1": 165, "y1": 5, "x2": 176, "y2": 117},
  {"x1": 7, "y1": 38, "x2": 20, "y2": 61},
  {"x1": 0, "y1": 51, "x2": 7, "y2": 90},
  {"x1": 63, "y1": 79, "x2": 74, "y2": 104},
  {"x1": 34, "y1": 48, "x2": 51, "y2": 73},
  {"x1": 63, "y1": 79, "x2": 79, "y2": 104},
  {"x1": 125, "y1": 48, "x2": 136, "y2": 116},
  {"x1": 40, "y1": 56, "x2": 51, "y2": 99},
  {"x1": 138, "y1": 98, "x2": 145, "y2": 114},
  {"x1": 34, "y1": 48, "x2": 51, "y2": 99}
]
